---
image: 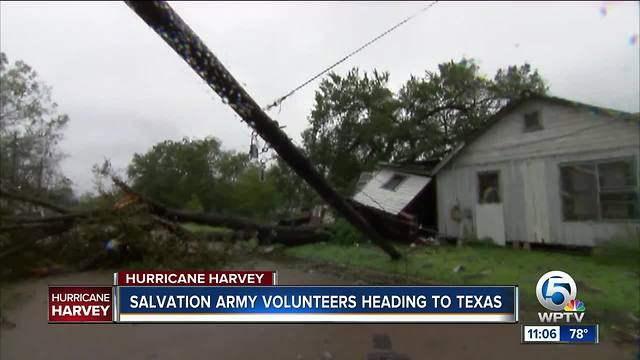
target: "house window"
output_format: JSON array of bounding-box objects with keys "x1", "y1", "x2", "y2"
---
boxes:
[
  {"x1": 478, "y1": 171, "x2": 501, "y2": 203},
  {"x1": 560, "y1": 164, "x2": 598, "y2": 220},
  {"x1": 561, "y1": 158, "x2": 638, "y2": 221},
  {"x1": 381, "y1": 174, "x2": 407, "y2": 191},
  {"x1": 523, "y1": 111, "x2": 542, "y2": 132},
  {"x1": 598, "y1": 160, "x2": 638, "y2": 219}
]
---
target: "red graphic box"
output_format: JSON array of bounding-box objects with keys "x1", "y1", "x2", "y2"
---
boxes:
[{"x1": 49, "y1": 286, "x2": 113, "y2": 323}]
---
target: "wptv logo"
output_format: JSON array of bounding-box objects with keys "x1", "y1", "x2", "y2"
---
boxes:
[{"x1": 536, "y1": 271, "x2": 586, "y2": 323}]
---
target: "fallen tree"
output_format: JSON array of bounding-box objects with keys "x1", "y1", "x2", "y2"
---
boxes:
[
  {"x1": 0, "y1": 188, "x2": 71, "y2": 214},
  {"x1": 111, "y1": 177, "x2": 330, "y2": 245},
  {"x1": 1, "y1": 209, "x2": 105, "y2": 225},
  {"x1": 0, "y1": 179, "x2": 331, "y2": 254},
  {"x1": 112, "y1": 178, "x2": 272, "y2": 231},
  {"x1": 0, "y1": 222, "x2": 76, "y2": 258}
]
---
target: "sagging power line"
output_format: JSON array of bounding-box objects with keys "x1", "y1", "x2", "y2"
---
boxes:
[{"x1": 263, "y1": 1, "x2": 439, "y2": 112}]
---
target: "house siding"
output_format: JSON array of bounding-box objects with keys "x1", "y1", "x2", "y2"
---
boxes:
[
  {"x1": 437, "y1": 161, "x2": 529, "y2": 243},
  {"x1": 437, "y1": 100, "x2": 639, "y2": 246}
]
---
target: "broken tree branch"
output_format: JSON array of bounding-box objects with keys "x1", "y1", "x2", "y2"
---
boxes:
[
  {"x1": 112, "y1": 177, "x2": 273, "y2": 231},
  {"x1": 0, "y1": 208, "x2": 106, "y2": 226},
  {"x1": 0, "y1": 222, "x2": 77, "y2": 259},
  {"x1": 0, "y1": 221, "x2": 75, "y2": 233},
  {"x1": 0, "y1": 188, "x2": 70, "y2": 214},
  {"x1": 0, "y1": 220, "x2": 83, "y2": 246},
  {"x1": 150, "y1": 215, "x2": 194, "y2": 240},
  {"x1": 124, "y1": 1, "x2": 401, "y2": 260},
  {"x1": 112, "y1": 177, "x2": 329, "y2": 245}
]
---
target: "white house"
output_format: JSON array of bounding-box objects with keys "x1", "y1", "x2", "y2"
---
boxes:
[{"x1": 434, "y1": 95, "x2": 639, "y2": 247}]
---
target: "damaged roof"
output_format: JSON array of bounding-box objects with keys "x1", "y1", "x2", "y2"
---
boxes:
[{"x1": 352, "y1": 165, "x2": 432, "y2": 215}]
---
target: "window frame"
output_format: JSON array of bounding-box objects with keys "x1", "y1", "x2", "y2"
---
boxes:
[
  {"x1": 477, "y1": 170, "x2": 502, "y2": 204},
  {"x1": 381, "y1": 173, "x2": 407, "y2": 191},
  {"x1": 523, "y1": 111, "x2": 543, "y2": 132},
  {"x1": 559, "y1": 156, "x2": 639, "y2": 222}
]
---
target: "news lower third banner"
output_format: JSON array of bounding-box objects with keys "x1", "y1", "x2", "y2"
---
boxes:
[
  {"x1": 49, "y1": 271, "x2": 518, "y2": 323},
  {"x1": 116, "y1": 285, "x2": 517, "y2": 323}
]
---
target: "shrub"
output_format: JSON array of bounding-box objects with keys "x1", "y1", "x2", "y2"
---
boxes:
[
  {"x1": 328, "y1": 218, "x2": 366, "y2": 245},
  {"x1": 183, "y1": 194, "x2": 205, "y2": 212}
]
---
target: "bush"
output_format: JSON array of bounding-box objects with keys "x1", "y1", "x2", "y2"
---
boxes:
[
  {"x1": 328, "y1": 218, "x2": 366, "y2": 245},
  {"x1": 183, "y1": 194, "x2": 204, "y2": 212}
]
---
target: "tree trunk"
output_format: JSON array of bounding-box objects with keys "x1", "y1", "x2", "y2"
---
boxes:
[
  {"x1": 112, "y1": 177, "x2": 330, "y2": 245},
  {"x1": 0, "y1": 188, "x2": 71, "y2": 214}
]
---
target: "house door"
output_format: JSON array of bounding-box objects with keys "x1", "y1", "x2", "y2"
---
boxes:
[
  {"x1": 522, "y1": 159, "x2": 551, "y2": 244},
  {"x1": 475, "y1": 204, "x2": 506, "y2": 245},
  {"x1": 475, "y1": 171, "x2": 506, "y2": 246}
]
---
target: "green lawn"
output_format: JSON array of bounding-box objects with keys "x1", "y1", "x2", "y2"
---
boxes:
[{"x1": 285, "y1": 242, "x2": 640, "y2": 325}]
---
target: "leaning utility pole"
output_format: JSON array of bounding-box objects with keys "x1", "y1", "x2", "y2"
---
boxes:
[{"x1": 125, "y1": 1, "x2": 400, "y2": 259}]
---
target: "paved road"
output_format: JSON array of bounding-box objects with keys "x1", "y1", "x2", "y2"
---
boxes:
[{"x1": 1, "y1": 261, "x2": 636, "y2": 359}]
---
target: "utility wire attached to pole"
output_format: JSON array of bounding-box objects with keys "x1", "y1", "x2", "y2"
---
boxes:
[{"x1": 263, "y1": 1, "x2": 439, "y2": 111}]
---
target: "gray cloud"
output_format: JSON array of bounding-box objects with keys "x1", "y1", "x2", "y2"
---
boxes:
[{"x1": 1, "y1": 1, "x2": 638, "y2": 193}]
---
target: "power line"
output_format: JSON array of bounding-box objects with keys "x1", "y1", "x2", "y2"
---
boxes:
[{"x1": 263, "y1": 1, "x2": 439, "y2": 111}]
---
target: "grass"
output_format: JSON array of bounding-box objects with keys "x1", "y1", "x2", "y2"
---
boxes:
[{"x1": 285, "y1": 242, "x2": 640, "y2": 326}]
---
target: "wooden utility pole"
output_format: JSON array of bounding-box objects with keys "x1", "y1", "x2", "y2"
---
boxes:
[
  {"x1": 125, "y1": 1, "x2": 401, "y2": 259},
  {"x1": 11, "y1": 131, "x2": 18, "y2": 188}
]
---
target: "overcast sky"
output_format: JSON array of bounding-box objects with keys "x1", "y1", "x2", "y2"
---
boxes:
[{"x1": 1, "y1": 1, "x2": 638, "y2": 193}]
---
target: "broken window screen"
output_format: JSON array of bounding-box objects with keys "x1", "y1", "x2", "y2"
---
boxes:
[
  {"x1": 561, "y1": 159, "x2": 639, "y2": 221},
  {"x1": 381, "y1": 173, "x2": 407, "y2": 191},
  {"x1": 561, "y1": 164, "x2": 598, "y2": 220},
  {"x1": 478, "y1": 171, "x2": 500, "y2": 203},
  {"x1": 523, "y1": 111, "x2": 542, "y2": 132}
]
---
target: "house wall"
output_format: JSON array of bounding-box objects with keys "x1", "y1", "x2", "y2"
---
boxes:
[
  {"x1": 403, "y1": 180, "x2": 438, "y2": 229},
  {"x1": 353, "y1": 168, "x2": 431, "y2": 215},
  {"x1": 437, "y1": 100, "x2": 639, "y2": 246}
]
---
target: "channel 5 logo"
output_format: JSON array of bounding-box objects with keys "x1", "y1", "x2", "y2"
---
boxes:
[{"x1": 536, "y1": 271, "x2": 586, "y2": 323}]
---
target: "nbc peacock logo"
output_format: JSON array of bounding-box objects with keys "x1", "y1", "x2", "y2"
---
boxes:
[
  {"x1": 564, "y1": 299, "x2": 586, "y2": 312},
  {"x1": 536, "y1": 271, "x2": 586, "y2": 323}
]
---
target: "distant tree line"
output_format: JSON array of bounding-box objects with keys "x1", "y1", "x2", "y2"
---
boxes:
[{"x1": 125, "y1": 137, "x2": 288, "y2": 219}]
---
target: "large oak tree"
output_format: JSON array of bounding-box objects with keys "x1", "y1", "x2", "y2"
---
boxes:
[{"x1": 302, "y1": 58, "x2": 547, "y2": 194}]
